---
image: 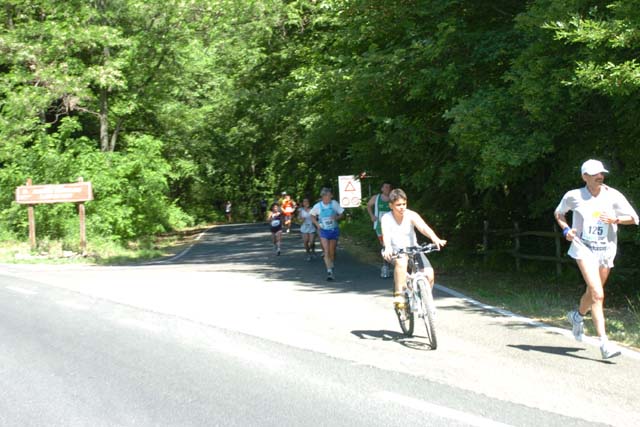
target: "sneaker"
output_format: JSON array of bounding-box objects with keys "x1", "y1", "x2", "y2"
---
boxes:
[
  {"x1": 327, "y1": 270, "x2": 334, "y2": 281},
  {"x1": 567, "y1": 310, "x2": 584, "y2": 342},
  {"x1": 276, "y1": 248, "x2": 281, "y2": 256},
  {"x1": 306, "y1": 254, "x2": 312, "y2": 262},
  {"x1": 600, "y1": 341, "x2": 622, "y2": 360}
]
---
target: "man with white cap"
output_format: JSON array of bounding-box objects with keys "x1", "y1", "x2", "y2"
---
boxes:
[{"x1": 554, "y1": 159, "x2": 638, "y2": 359}]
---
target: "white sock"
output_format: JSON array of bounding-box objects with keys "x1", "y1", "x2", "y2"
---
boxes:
[{"x1": 600, "y1": 336, "x2": 608, "y2": 345}]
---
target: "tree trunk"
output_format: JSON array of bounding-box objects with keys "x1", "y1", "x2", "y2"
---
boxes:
[{"x1": 99, "y1": 87, "x2": 110, "y2": 152}]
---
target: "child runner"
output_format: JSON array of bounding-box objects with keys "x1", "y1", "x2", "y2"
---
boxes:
[
  {"x1": 298, "y1": 198, "x2": 317, "y2": 261},
  {"x1": 268, "y1": 203, "x2": 283, "y2": 255}
]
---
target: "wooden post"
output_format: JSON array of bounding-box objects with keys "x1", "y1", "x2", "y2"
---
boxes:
[
  {"x1": 513, "y1": 221, "x2": 521, "y2": 272},
  {"x1": 483, "y1": 220, "x2": 489, "y2": 264},
  {"x1": 554, "y1": 223, "x2": 562, "y2": 277},
  {"x1": 26, "y1": 178, "x2": 36, "y2": 250},
  {"x1": 78, "y1": 177, "x2": 87, "y2": 256}
]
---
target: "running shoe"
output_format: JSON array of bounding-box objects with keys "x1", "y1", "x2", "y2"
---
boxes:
[
  {"x1": 567, "y1": 310, "x2": 584, "y2": 342},
  {"x1": 600, "y1": 341, "x2": 622, "y2": 360},
  {"x1": 327, "y1": 270, "x2": 334, "y2": 281},
  {"x1": 276, "y1": 248, "x2": 281, "y2": 256},
  {"x1": 306, "y1": 254, "x2": 312, "y2": 262}
]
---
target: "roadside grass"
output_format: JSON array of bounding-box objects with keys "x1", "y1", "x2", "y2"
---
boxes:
[
  {"x1": 340, "y1": 216, "x2": 640, "y2": 350},
  {"x1": 0, "y1": 225, "x2": 212, "y2": 265}
]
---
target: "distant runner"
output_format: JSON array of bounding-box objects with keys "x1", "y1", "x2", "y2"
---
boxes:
[
  {"x1": 555, "y1": 159, "x2": 638, "y2": 359},
  {"x1": 281, "y1": 193, "x2": 297, "y2": 234},
  {"x1": 367, "y1": 181, "x2": 393, "y2": 278},
  {"x1": 268, "y1": 203, "x2": 283, "y2": 256},
  {"x1": 311, "y1": 187, "x2": 345, "y2": 281},
  {"x1": 298, "y1": 198, "x2": 317, "y2": 261}
]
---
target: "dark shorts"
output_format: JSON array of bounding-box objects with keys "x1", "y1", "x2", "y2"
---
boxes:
[
  {"x1": 319, "y1": 228, "x2": 340, "y2": 240},
  {"x1": 271, "y1": 226, "x2": 282, "y2": 234}
]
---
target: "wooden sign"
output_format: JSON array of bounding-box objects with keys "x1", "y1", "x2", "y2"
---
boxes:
[
  {"x1": 15, "y1": 178, "x2": 92, "y2": 255},
  {"x1": 15, "y1": 182, "x2": 93, "y2": 204}
]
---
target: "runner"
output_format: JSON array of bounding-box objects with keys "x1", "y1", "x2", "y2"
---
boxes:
[
  {"x1": 281, "y1": 193, "x2": 297, "y2": 234},
  {"x1": 367, "y1": 181, "x2": 393, "y2": 278},
  {"x1": 267, "y1": 203, "x2": 283, "y2": 256},
  {"x1": 381, "y1": 189, "x2": 447, "y2": 307},
  {"x1": 555, "y1": 159, "x2": 638, "y2": 359},
  {"x1": 298, "y1": 197, "x2": 317, "y2": 261},
  {"x1": 310, "y1": 187, "x2": 345, "y2": 281},
  {"x1": 224, "y1": 200, "x2": 232, "y2": 223}
]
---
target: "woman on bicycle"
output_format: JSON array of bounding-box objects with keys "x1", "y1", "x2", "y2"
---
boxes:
[
  {"x1": 268, "y1": 203, "x2": 283, "y2": 255},
  {"x1": 381, "y1": 189, "x2": 447, "y2": 306}
]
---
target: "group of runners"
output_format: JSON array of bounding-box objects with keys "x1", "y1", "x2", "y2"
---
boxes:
[
  {"x1": 264, "y1": 159, "x2": 637, "y2": 359},
  {"x1": 267, "y1": 189, "x2": 344, "y2": 281}
]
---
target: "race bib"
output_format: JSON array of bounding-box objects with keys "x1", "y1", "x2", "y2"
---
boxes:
[
  {"x1": 271, "y1": 219, "x2": 281, "y2": 227},
  {"x1": 582, "y1": 211, "x2": 609, "y2": 245},
  {"x1": 321, "y1": 217, "x2": 335, "y2": 230}
]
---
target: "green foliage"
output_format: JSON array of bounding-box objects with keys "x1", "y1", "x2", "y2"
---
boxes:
[{"x1": 1, "y1": 0, "x2": 640, "y2": 281}]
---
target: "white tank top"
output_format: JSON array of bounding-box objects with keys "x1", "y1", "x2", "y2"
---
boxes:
[{"x1": 380, "y1": 210, "x2": 418, "y2": 251}]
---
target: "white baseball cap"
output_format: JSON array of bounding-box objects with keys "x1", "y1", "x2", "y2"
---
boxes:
[{"x1": 581, "y1": 159, "x2": 609, "y2": 175}]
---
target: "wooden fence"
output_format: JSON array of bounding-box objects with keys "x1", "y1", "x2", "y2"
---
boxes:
[
  {"x1": 480, "y1": 221, "x2": 639, "y2": 276},
  {"x1": 480, "y1": 221, "x2": 577, "y2": 277}
]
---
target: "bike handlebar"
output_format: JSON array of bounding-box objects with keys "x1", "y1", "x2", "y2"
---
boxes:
[{"x1": 385, "y1": 242, "x2": 441, "y2": 258}]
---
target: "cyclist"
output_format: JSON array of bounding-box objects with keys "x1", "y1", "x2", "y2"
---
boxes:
[
  {"x1": 281, "y1": 193, "x2": 297, "y2": 234},
  {"x1": 310, "y1": 187, "x2": 345, "y2": 281},
  {"x1": 298, "y1": 197, "x2": 317, "y2": 261},
  {"x1": 555, "y1": 159, "x2": 638, "y2": 359},
  {"x1": 267, "y1": 203, "x2": 283, "y2": 255},
  {"x1": 367, "y1": 181, "x2": 393, "y2": 278},
  {"x1": 381, "y1": 189, "x2": 447, "y2": 307}
]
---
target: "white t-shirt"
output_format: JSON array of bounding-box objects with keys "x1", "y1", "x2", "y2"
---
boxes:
[
  {"x1": 298, "y1": 208, "x2": 316, "y2": 233},
  {"x1": 310, "y1": 200, "x2": 344, "y2": 230},
  {"x1": 555, "y1": 185, "x2": 638, "y2": 265},
  {"x1": 380, "y1": 209, "x2": 420, "y2": 252}
]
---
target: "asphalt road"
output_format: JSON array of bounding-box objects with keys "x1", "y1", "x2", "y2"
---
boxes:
[{"x1": 1, "y1": 223, "x2": 638, "y2": 426}]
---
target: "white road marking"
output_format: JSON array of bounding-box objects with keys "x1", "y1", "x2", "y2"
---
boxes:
[
  {"x1": 144, "y1": 226, "x2": 216, "y2": 264},
  {"x1": 118, "y1": 318, "x2": 164, "y2": 333},
  {"x1": 6, "y1": 286, "x2": 37, "y2": 295},
  {"x1": 436, "y1": 284, "x2": 640, "y2": 361},
  {"x1": 374, "y1": 391, "x2": 513, "y2": 427},
  {"x1": 56, "y1": 300, "x2": 92, "y2": 311}
]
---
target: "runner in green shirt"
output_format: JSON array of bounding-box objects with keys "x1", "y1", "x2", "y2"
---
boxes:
[{"x1": 367, "y1": 181, "x2": 393, "y2": 278}]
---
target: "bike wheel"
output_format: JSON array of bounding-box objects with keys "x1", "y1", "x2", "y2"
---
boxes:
[
  {"x1": 395, "y1": 297, "x2": 414, "y2": 337},
  {"x1": 417, "y1": 279, "x2": 437, "y2": 349}
]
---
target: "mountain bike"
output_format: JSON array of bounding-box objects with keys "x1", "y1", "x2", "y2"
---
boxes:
[{"x1": 391, "y1": 243, "x2": 440, "y2": 349}]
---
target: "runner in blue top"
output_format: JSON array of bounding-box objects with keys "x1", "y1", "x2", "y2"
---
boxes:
[{"x1": 310, "y1": 187, "x2": 345, "y2": 281}]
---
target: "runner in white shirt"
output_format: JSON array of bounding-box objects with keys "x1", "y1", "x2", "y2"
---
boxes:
[
  {"x1": 381, "y1": 189, "x2": 447, "y2": 307},
  {"x1": 298, "y1": 198, "x2": 317, "y2": 261},
  {"x1": 555, "y1": 159, "x2": 638, "y2": 359}
]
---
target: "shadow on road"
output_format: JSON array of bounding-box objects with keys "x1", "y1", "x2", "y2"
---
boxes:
[
  {"x1": 351, "y1": 329, "x2": 436, "y2": 351},
  {"x1": 148, "y1": 224, "x2": 524, "y2": 324},
  {"x1": 507, "y1": 344, "x2": 614, "y2": 364}
]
